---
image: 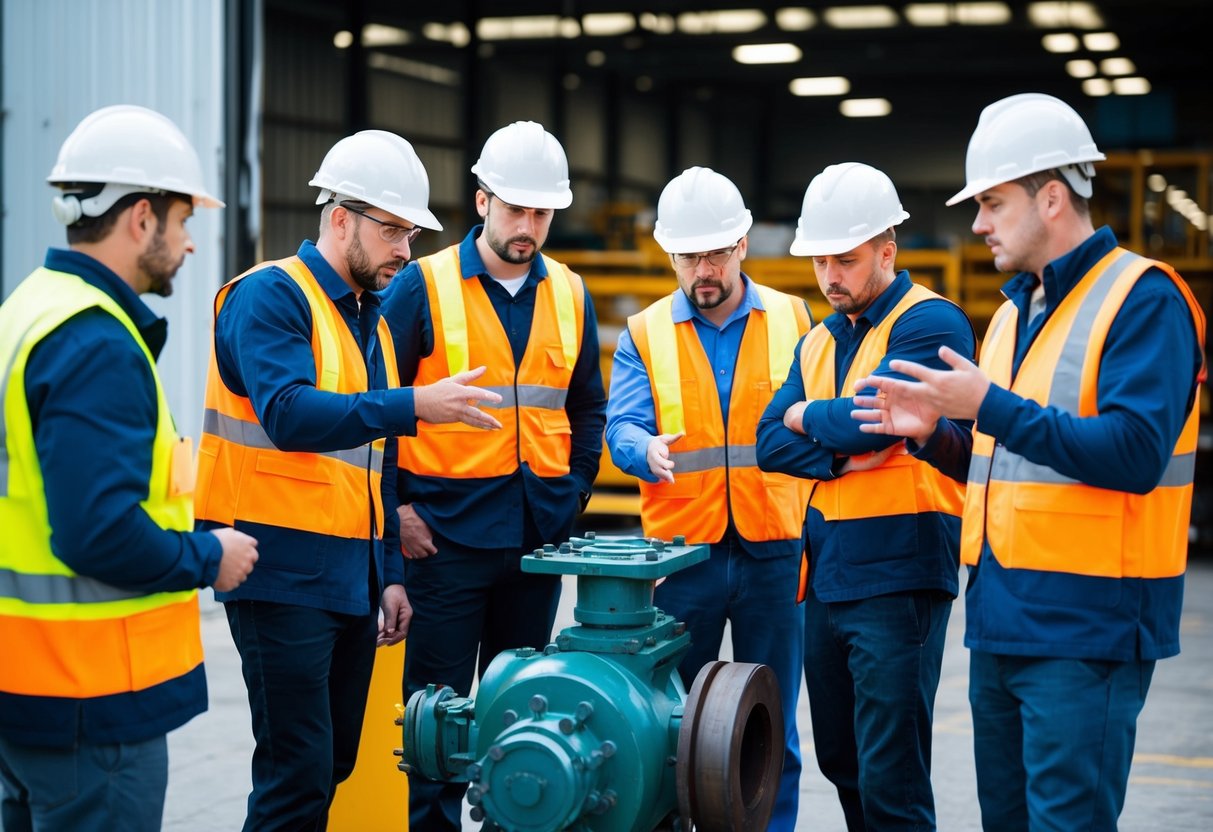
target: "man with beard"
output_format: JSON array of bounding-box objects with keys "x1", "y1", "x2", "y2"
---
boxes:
[
  {"x1": 0, "y1": 105, "x2": 259, "y2": 831},
  {"x1": 755, "y1": 162, "x2": 975, "y2": 831},
  {"x1": 194, "y1": 130, "x2": 501, "y2": 831},
  {"x1": 379, "y1": 120, "x2": 606, "y2": 832},
  {"x1": 605, "y1": 167, "x2": 814, "y2": 831},
  {"x1": 851, "y1": 94, "x2": 1205, "y2": 831}
]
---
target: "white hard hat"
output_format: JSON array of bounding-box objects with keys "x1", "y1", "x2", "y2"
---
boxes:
[
  {"x1": 653, "y1": 167, "x2": 753, "y2": 254},
  {"x1": 47, "y1": 104, "x2": 223, "y2": 225},
  {"x1": 310, "y1": 130, "x2": 442, "y2": 231},
  {"x1": 470, "y1": 121, "x2": 572, "y2": 210},
  {"x1": 946, "y1": 92, "x2": 1106, "y2": 206},
  {"x1": 790, "y1": 162, "x2": 909, "y2": 257}
]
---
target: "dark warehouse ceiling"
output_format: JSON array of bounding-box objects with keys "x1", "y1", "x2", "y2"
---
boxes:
[{"x1": 322, "y1": 0, "x2": 1211, "y2": 151}]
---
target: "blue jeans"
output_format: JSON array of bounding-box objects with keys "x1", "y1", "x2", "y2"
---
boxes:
[
  {"x1": 0, "y1": 733, "x2": 167, "y2": 832},
  {"x1": 402, "y1": 531, "x2": 563, "y2": 832},
  {"x1": 969, "y1": 651, "x2": 1155, "y2": 832},
  {"x1": 655, "y1": 538, "x2": 805, "y2": 832},
  {"x1": 804, "y1": 588, "x2": 951, "y2": 831},
  {"x1": 225, "y1": 600, "x2": 377, "y2": 832}
]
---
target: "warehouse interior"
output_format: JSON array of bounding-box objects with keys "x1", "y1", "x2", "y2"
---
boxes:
[{"x1": 232, "y1": 0, "x2": 1211, "y2": 539}]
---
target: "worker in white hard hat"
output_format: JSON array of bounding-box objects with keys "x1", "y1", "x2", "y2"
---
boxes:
[
  {"x1": 756, "y1": 161, "x2": 976, "y2": 831},
  {"x1": 851, "y1": 93, "x2": 1206, "y2": 830},
  {"x1": 0, "y1": 104, "x2": 259, "y2": 832},
  {"x1": 193, "y1": 130, "x2": 501, "y2": 831},
  {"x1": 606, "y1": 166, "x2": 814, "y2": 832},
  {"x1": 380, "y1": 120, "x2": 606, "y2": 831}
]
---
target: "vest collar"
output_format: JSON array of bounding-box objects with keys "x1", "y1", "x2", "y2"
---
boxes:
[
  {"x1": 43, "y1": 247, "x2": 167, "y2": 357},
  {"x1": 999, "y1": 225, "x2": 1119, "y2": 318}
]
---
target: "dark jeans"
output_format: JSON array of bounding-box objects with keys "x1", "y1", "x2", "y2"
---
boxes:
[
  {"x1": 654, "y1": 539, "x2": 805, "y2": 832},
  {"x1": 0, "y1": 733, "x2": 168, "y2": 832},
  {"x1": 804, "y1": 588, "x2": 951, "y2": 831},
  {"x1": 225, "y1": 600, "x2": 377, "y2": 832},
  {"x1": 969, "y1": 651, "x2": 1155, "y2": 832},
  {"x1": 402, "y1": 532, "x2": 562, "y2": 832}
]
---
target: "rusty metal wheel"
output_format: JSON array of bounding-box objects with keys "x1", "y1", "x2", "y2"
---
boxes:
[{"x1": 676, "y1": 661, "x2": 784, "y2": 832}]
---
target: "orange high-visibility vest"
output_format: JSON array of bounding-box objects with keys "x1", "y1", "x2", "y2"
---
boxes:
[
  {"x1": 194, "y1": 256, "x2": 398, "y2": 539},
  {"x1": 800, "y1": 283, "x2": 966, "y2": 523},
  {"x1": 962, "y1": 248, "x2": 1206, "y2": 578},
  {"x1": 629, "y1": 286, "x2": 813, "y2": 544},
  {"x1": 398, "y1": 245, "x2": 584, "y2": 479},
  {"x1": 0, "y1": 268, "x2": 201, "y2": 699}
]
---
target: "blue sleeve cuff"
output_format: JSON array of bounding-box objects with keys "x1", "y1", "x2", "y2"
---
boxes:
[
  {"x1": 385, "y1": 387, "x2": 417, "y2": 436},
  {"x1": 975, "y1": 383, "x2": 1021, "y2": 441}
]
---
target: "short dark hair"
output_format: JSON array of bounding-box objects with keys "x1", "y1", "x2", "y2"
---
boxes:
[
  {"x1": 65, "y1": 188, "x2": 187, "y2": 245},
  {"x1": 869, "y1": 226, "x2": 896, "y2": 248},
  {"x1": 1017, "y1": 169, "x2": 1091, "y2": 217}
]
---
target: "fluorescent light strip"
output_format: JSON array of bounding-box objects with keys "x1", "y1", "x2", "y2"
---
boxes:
[
  {"x1": 789, "y1": 76, "x2": 851, "y2": 96},
  {"x1": 824, "y1": 5, "x2": 899, "y2": 29},
  {"x1": 677, "y1": 10, "x2": 767, "y2": 34},
  {"x1": 734, "y1": 42, "x2": 803, "y2": 64},
  {"x1": 1027, "y1": 2, "x2": 1104, "y2": 29},
  {"x1": 840, "y1": 97, "x2": 892, "y2": 117},
  {"x1": 775, "y1": 7, "x2": 817, "y2": 31}
]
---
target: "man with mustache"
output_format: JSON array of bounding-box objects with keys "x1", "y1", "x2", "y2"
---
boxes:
[
  {"x1": 756, "y1": 162, "x2": 975, "y2": 831},
  {"x1": 0, "y1": 105, "x2": 258, "y2": 831},
  {"x1": 379, "y1": 120, "x2": 605, "y2": 832},
  {"x1": 605, "y1": 167, "x2": 814, "y2": 831},
  {"x1": 194, "y1": 131, "x2": 500, "y2": 831},
  {"x1": 851, "y1": 94, "x2": 1205, "y2": 831}
]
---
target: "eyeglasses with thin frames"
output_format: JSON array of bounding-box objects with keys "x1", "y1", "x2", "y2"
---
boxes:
[
  {"x1": 340, "y1": 203, "x2": 421, "y2": 245},
  {"x1": 671, "y1": 244, "x2": 739, "y2": 269}
]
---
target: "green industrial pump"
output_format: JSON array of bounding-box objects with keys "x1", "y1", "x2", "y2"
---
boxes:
[{"x1": 398, "y1": 533, "x2": 785, "y2": 832}]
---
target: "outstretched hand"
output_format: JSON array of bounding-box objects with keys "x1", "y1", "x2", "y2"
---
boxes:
[
  {"x1": 646, "y1": 433, "x2": 683, "y2": 484},
  {"x1": 851, "y1": 346, "x2": 989, "y2": 445},
  {"x1": 414, "y1": 365, "x2": 504, "y2": 429}
]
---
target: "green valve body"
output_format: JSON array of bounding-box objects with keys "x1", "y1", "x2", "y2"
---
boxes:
[{"x1": 401, "y1": 534, "x2": 707, "y2": 832}]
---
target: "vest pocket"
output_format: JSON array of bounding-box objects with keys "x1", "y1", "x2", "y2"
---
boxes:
[
  {"x1": 1010, "y1": 485, "x2": 1124, "y2": 580},
  {"x1": 242, "y1": 452, "x2": 337, "y2": 541}
]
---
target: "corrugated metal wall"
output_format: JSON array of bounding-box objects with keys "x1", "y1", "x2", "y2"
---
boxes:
[{"x1": 2, "y1": 0, "x2": 226, "y2": 443}]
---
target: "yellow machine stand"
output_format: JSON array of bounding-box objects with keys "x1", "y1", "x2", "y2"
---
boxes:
[{"x1": 328, "y1": 640, "x2": 409, "y2": 831}]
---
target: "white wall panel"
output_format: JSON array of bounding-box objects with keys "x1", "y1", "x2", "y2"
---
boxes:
[{"x1": 3, "y1": 0, "x2": 225, "y2": 443}]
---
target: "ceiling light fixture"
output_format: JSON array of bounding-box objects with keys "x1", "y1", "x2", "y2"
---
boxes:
[
  {"x1": 789, "y1": 76, "x2": 851, "y2": 96},
  {"x1": 775, "y1": 7, "x2": 817, "y2": 31},
  {"x1": 840, "y1": 97, "x2": 892, "y2": 117},
  {"x1": 677, "y1": 10, "x2": 767, "y2": 34},
  {"x1": 1081, "y1": 78, "x2": 1112, "y2": 96},
  {"x1": 1065, "y1": 59, "x2": 1097, "y2": 78},
  {"x1": 1027, "y1": 2, "x2": 1104, "y2": 29},
  {"x1": 1100, "y1": 57, "x2": 1136, "y2": 76},
  {"x1": 582, "y1": 13, "x2": 635, "y2": 37},
  {"x1": 1112, "y1": 76, "x2": 1151, "y2": 95},
  {"x1": 1083, "y1": 31, "x2": 1120, "y2": 51},
  {"x1": 1041, "y1": 32, "x2": 1080, "y2": 53},
  {"x1": 824, "y1": 5, "x2": 899, "y2": 29},
  {"x1": 733, "y1": 42, "x2": 803, "y2": 64}
]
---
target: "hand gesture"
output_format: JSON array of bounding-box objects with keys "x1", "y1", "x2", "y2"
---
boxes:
[
  {"x1": 852, "y1": 347, "x2": 989, "y2": 445},
  {"x1": 646, "y1": 433, "x2": 683, "y2": 484},
  {"x1": 210, "y1": 527, "x2": 258, "y2": 591},
  {"x1": 414, "y1": 366, "x2": 503, "y2": 429}
]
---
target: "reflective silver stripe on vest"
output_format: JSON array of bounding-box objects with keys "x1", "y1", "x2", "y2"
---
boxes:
[
  {"x1": 0, "y1": 320, "x2": 41, "y2": 499},
  {"x1": 1047, "y1": 250, "x2": 1137, "y2": 413},
  {"x1": 0, "y1": 567, "x2": 144, "y2": 605},
  {"x1": 966, "y1": 451, "x2": 992, "y2": 487},
  {"x1": 203, "y1": 409, "x2": 382, "y2": 472},
  {"x1": 670, "y1": 444, "x2": 758, "y2": 473},
  {"x1": 988, "y1": 447, "x2": 1195, "y2": 488},
  {"x1": 480, "y1": 385, "x2": 569, "y2": 410}
]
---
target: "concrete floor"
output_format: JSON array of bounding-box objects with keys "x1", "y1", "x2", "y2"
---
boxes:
[{"x1": 146, "y1": 553, "x2": 1213, "y2": 831}]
